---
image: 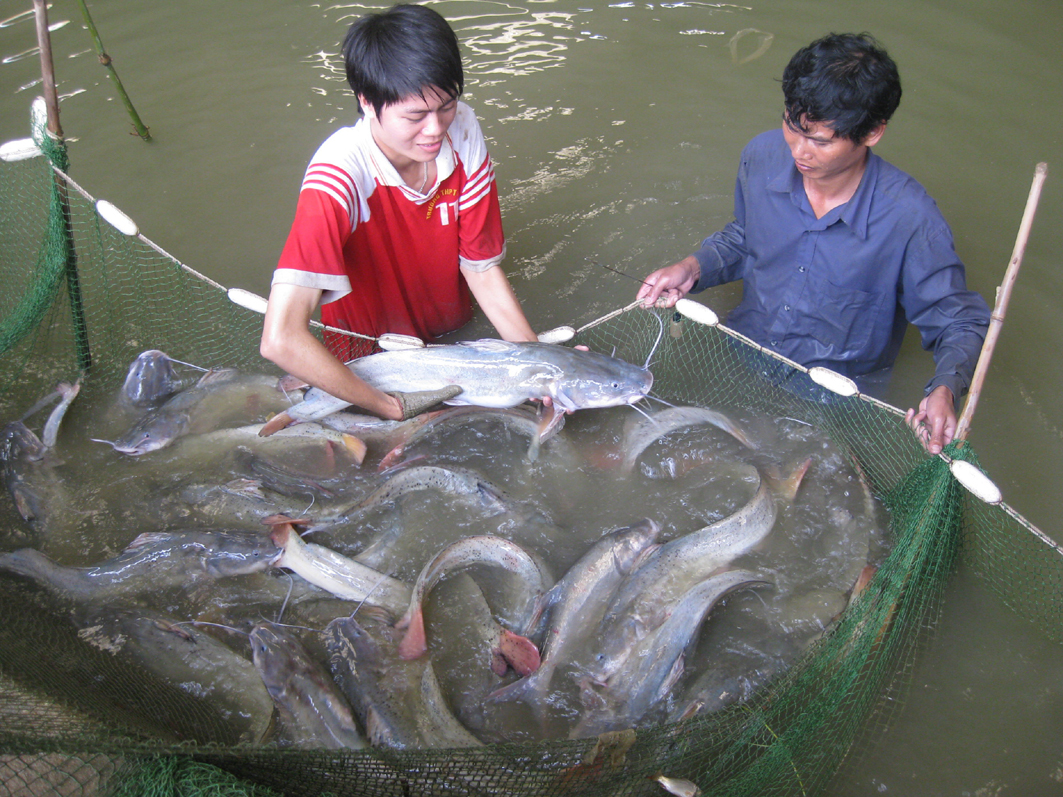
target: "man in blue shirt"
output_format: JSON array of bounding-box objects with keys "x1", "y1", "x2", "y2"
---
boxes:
[{"x1": 637, "y1": 33, "x2": 990, "y2": 456}]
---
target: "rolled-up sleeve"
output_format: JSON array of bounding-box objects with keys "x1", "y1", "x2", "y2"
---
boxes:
[{"x1": 901, "y1": 222, "x2": 990, "y2": 400}]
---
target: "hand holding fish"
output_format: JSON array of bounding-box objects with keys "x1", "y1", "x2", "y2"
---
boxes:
[
  {"x1": 637, "y1": 256, "x2": 701, "y2": 309},
  {"x1": 388, "y1": 385, "x2": 464, "y2": 421},
  {"x1": 904, "y1": 384, "x2": 956, "y2": 456},
  {"x1": 260, "y1": 283, "x2": 407, "y2": 421}
]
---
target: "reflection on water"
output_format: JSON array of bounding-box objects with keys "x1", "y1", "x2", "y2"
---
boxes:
[
  {"x1": 1, "y1": 0, "x2": 1063, "y2": 792},
  {"x1": 728, "y1": 27, "x2": 773, "y2": 64}
]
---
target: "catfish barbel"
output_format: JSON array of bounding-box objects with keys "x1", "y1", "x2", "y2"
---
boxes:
[{"x1": 261, "y1": 339, "x2": 653, "y2": 437}]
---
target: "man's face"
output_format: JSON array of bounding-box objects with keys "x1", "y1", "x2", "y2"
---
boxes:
[
  {"x1": 361, "y1": 86, "x2": 459, "y2": 169},
  {"x1": 782, "y1": 114, "x2": 881, "y2": 183}
]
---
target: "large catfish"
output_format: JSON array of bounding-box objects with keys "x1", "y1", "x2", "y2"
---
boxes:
[
  {"x1": 261, "y1": 339, "x2": 653, "y2": 438},
  {"x1": 487, "y1": 520, "x2": 661, "y2": 723},
  {"x1": 325, "y1": 614, "x2": 483, "y2": 750}
]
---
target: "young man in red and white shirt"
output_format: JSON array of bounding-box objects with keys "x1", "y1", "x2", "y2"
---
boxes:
[{"x1": 261, "y1": 4, "x2": 538, "y2": 421}]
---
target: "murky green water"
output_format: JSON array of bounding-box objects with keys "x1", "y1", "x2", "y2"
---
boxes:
[{"x1": 3, "y1": 0, "x2": 1063, "y2": 793}]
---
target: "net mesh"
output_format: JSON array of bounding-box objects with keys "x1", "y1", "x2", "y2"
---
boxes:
[{"x1": 1, "y1": 119, "x2": 1061, "y2": 797}]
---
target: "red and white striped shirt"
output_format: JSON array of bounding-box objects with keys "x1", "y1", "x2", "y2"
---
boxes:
[{"x1": 273, "y1": 103, "x2": 505, "y2": 354}]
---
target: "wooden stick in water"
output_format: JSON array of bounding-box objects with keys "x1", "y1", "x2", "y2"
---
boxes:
[
  {"x1": 74, "y1": 0, "x2": 152, "y2": 141},
  {"x1": 32, "y1": 0, "x2": 62, "y2": 138},
  {"x1": 955, "y1": 162, "x2": 1048, "y2": 441}
]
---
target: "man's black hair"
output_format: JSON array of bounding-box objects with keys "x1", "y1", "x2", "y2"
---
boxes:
[
  {"x1": 782, "y1": 32, "x2": 901, "y2": 143},
  {"x1": 342, "y1": 4, "x2": 464, "y2": 116}
]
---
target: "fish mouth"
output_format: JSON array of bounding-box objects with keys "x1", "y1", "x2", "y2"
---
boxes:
[{"x1": 628, "y1": 373, "x2": 654, "y2": 403}]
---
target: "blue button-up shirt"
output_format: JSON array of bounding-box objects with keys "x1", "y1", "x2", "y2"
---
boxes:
[{"x1": 692, "y1": 129, "x2": 990, "y2": 400}]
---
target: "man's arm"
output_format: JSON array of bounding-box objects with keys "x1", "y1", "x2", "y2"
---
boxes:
[
  {"x1": 461, "y1": 265, "x2": 538, "y2": 342},
  {"x1": 900, "y1": 222, "x2": 990, "y2": 454},
  {"x1": 260, "y1": 282, "x2": 403, "y2": 420}
]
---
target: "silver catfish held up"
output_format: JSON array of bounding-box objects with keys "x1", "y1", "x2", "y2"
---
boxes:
[{"x1": 263, "y1": 340, "x2": 654, "y2": 438}]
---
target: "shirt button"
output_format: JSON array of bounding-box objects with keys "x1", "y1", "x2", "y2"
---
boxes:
[
  {"x1": 771, "y1": 340, "x2": 778, "y2": 346},
  {"x1": 798, "y1": 266, "x2": 806, "y2": 272},
  {"x1": 784, "y1": 305, "x2": 791, "y2": 311}
]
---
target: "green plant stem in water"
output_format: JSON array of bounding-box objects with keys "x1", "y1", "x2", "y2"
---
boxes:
[{"x1": 74, "y1": 0, "x2": 152, "y2": 141}]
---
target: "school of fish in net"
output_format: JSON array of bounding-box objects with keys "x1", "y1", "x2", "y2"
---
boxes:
[{"x1": 0, "y1": 343, "x2": 888, "y2": 749}]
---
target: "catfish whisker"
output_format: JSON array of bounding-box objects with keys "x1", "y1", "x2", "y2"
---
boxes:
[
  {"x1": 167, "y1": 357, "x2": 209, "y2": 372},
  {"x1": 262, "y1": 620, "x2": 321, "y2": 634},
  {"x1": 275, "y1": 571, "x2": 295, "y2": 624},
  {"x1": 645, "y1": 393, "x2": 677, "y2": 408},
  {"x1": 347, "y1": 574, "x2": 390, "y2": 621},
  {"x1": 178, "y1": 620, "x2": 248, "y2": 636},
  {"x1": 628, "y1": 402, "x2": 655, "y2": 424}
]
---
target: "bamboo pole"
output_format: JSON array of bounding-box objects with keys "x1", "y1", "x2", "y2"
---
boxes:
[
  {"x1": 32, "y1": 0, "x2": 93, "y2": 372},
  {"x1": 74, "y1": 0, "x2": 152, "y2": 141},
  {"x1": 955, "y1": 162, "x2": 1049, "y2": 441},
  {"x1": 32, "y1": 0, "x2": 62, "y2": 138}
]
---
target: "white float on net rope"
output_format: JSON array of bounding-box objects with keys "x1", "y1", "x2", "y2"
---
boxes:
[
  {"x1": 948, "y1": 459, "x2": 1003, "y2": 505},
  {"x1": 96, "y1": 199, "x2": 139, "y2": 236},
  {"x1": 537, "y1": 325, "x2": 576, "y2": 344},
  {"x1": 227, "y1": 287, "x2": 269, "y2": 315},
  {"x1": 808, "y1": 366, "x2": 859, "y2": 397},
  {"x1": 0, "y1": 137, "x2": 43, "y2": 162},
  {"x1": 674, "y1": 298, "x2": 719, "y2": 327},
  {"x1": 377, "y1": 333, "x2": 425, "y2": 350}
]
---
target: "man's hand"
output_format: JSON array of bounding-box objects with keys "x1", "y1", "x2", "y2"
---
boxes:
[
  {"x1": 905, "y1": 385, "x2": 956, "y2": 455},
  {"x1": 261, "y1": 282, "x2": 405, "y2": 421},
  {"x1": 637, "y1": 256, "x2": 701, "y2": 308}
]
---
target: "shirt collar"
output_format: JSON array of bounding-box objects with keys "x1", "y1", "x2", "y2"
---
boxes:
[{"x1": 767, "y1": 149, "x2": 880, "y2": 240}]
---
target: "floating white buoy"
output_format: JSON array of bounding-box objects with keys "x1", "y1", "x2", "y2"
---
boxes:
[
  {"x1": 227, "y1": 287, "x2": 269, "y2": 314},
  {"x1": 537, "y1": 325, "x2": 576, "y2": 344},
  {"x1": 808, "y1": 366, "x2": 859, "y2": 397},
  {"x1": 378, "y1": 333, "x2": 426, "y2": 350},
  {"x1": 675, "y1": 298, "x2": 719, "y2": 327},
  {"x1": 949, "y1": 459, "x2": 1002, "y2": 505},
  {"x1": 96, "y1": 200, "x2": 139, "y2": 236},
  {"x1": 0, "y1": 137, "x2": 42, "y2": 162}
]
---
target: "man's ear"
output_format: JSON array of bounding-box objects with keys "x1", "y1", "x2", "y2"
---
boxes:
[
  {"x1": 862, "y1": 123, "x2": 886, "y2": 148},
  {"x1": 358, "y1": 94, "x2": 374, "y2": 119}
]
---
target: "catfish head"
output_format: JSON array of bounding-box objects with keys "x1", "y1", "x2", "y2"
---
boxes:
[{"x1": 548, "y1": 349, "x2": 653, "y2": 413}]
